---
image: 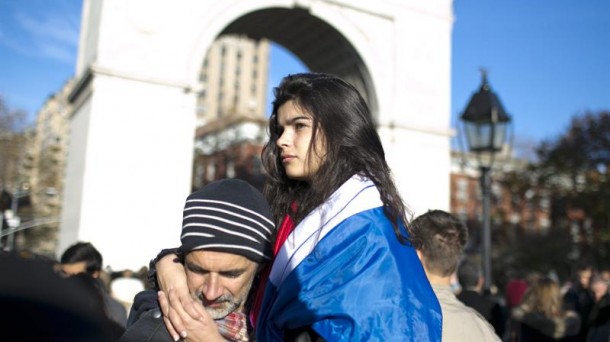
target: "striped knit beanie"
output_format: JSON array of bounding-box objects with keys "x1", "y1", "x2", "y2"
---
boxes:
[{"x1": 177, "y1": 179, "x2": 274, "y2": 263}]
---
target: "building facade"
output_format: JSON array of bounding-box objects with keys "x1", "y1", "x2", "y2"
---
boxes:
[
  {"x1": 21, "y1": 79, "x2": 74, "y2": 254},
  {"x1": 196, "y1": 35, "x2": 269, "y2": 127},
  {"x1": 450, "y1": 149, "x2": 551, "y2": 235},
  {"x1": 192, "y1": 114, "x2": 268, "y2": 191},
  {"x1": 191, "y1": 35, "x2": 270, "y2": 191}
]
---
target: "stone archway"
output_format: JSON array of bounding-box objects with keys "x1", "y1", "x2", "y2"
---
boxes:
[
  {"x1": 61, "y1": 0, "x2": 454, "y2": 269},
  {"x1": 219, "y1": 7, "x2": 378, "y2": 114}
]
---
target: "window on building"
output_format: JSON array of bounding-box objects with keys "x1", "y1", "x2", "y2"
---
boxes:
[
  {"x1": 227, "y1": 160, "x2": 235, "y2": 178},
  {"x1": 457, "y1": 178, "x2": 468, "y2": 202},
  {"x1": 540, "y1": 196, "x2": 550, "y2": 210},
  {"x1": 457, "y1": 208, "x2": 468, "y2": 222},
  {"x1": 206, "y1": 163, "x2": 216, "y2": 182}
]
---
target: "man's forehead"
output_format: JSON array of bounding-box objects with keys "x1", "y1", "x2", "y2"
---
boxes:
[{"x1": 186, "y1": 250, "x2": 257, "y2": 270}]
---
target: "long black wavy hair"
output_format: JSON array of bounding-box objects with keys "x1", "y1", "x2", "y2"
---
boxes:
[{"x1": 262, "y1": 72, "x2": 411, "y2": 244}]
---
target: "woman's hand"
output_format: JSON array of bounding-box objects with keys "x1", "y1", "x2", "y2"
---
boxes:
[
  {"x1": 158, "y1": 288, "x2": 226, "y2": 342},
  {"x1": 156, "y1": 253, "x2": 199, "y2": 340}
]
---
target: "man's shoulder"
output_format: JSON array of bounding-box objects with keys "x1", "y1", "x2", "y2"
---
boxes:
[
  {"x1": 132, "y1": 290, "x2": 160, "y2": 310},
  {"x1": 120, "y1": 307, "x2": 172, "y2": 342},
  {"x1": 126, "y1": 290, "x2": 160, "y2": 327},
  {"x1": 121, "y1": 290, "x2": 172, "y2": 342},
  {"x1": 439, "y1": 295, "x2": 501, "y2": 341}
]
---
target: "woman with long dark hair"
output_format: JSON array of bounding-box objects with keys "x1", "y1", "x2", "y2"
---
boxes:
[
  {"x1": 252, "y1": 73, "x2": 441, "y2": 341},
  {"x1": 154, "y1": 73, "x2": 442, "y2": 341}
]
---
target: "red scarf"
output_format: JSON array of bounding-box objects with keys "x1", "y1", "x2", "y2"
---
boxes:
[
  {"x1": 249, "y1": 212, "x2": 296, "y2": 327},
  {"x1": 217, "y1": 312, "x2": 248, "y2": 341}
]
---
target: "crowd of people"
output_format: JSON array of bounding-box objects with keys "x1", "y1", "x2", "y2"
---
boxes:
[
  {"x1": 2, "y1": 72, "x2": 609, "y2": 341},
  {"x1": 0, "y1": 242, "x2": 131, "y2": 341}
]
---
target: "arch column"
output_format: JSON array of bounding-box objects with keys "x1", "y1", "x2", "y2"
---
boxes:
[{"x1": 60, "y1": 68, "x2": 198, "y2": 270}]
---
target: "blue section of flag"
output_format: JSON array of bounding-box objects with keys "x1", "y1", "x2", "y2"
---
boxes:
[{"x1": 256, "y1": 207, "x2": 442, "y2": 341}]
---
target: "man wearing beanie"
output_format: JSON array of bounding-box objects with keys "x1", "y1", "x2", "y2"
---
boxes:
[{"x1": 120, "y1": 179, "x2": 274, "y2": 342}]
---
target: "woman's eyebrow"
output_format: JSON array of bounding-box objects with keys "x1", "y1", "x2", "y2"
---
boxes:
[{"x1": 284, "y1": 116, "x2": 312, "y2": 125}]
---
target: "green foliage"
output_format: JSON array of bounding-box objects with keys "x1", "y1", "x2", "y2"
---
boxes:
[
  {"x1": 537, "y1": 111, "x2": 610, "y2": 174},
  {"x1": 537, "y1": 111, "x2": 610, "y2": 240},
  {"x1": 490, "y1": 111, "x2": 610, "y2": 284},
  {"x1": 494, "y1": 226, "x2": 574, "y2": 286}
]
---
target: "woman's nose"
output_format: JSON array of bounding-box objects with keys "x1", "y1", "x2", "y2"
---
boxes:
[{"x1": 277, "y1": 129, "x2": 290, "y2": 148}]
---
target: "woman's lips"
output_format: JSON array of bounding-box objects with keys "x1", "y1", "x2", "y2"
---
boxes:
[{"x1": 281, "y1": 155, "x2": 295, "y2": 163}]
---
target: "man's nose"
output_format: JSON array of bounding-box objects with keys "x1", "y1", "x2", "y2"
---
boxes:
[{"x1": 203, "y1": 275, "x2": 223, "y2": 301}]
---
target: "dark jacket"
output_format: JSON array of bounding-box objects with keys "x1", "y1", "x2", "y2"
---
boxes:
[
  {"x1": 563, "y1": 284, "x2": 595, "y2": 340},
  {"x1": 119, "y1": 290, "x2": 173, "y2": 342},
  {"x1": 511, "y1": 308, "x2": 581, "y2": 342},
  {"x1": 587, "y1": 294, "x2": 610, "y2": 342},
  {"x1": 104, "y1": 289, "x2": 128, "y2": 327}
]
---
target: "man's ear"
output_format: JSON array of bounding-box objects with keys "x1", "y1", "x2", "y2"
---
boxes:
[{"x1": 91, "y1": 270, "x2": 101, "y2": 278}]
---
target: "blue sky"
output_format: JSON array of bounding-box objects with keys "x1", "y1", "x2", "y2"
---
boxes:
[
  {"x1": 1, "y1": 1, "x2": 609, "y2": 154},
  {"x1": 0, "y1": 0, "x2": 80, "y2": 116}
]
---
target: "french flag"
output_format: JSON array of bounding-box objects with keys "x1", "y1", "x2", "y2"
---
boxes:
[{"x1": 256, "y1": 175, "x2": 442, "y2": 341}]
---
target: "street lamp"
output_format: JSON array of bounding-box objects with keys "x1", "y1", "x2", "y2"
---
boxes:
[
  {"x1": 5, "y1": 189, "x2": 29, "y2": 250},
  {"x1": 460, "y1": 69, "x2": 512, "y2": 292}
]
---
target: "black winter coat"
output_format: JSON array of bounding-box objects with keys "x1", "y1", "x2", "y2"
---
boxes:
[{"x1": 119, "y1": 290, "x2": 173, "y2": 342}]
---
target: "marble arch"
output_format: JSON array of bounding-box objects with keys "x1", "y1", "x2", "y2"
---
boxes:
[{"x1": 61, "y1": 0, "x2": 454, "y2": 269}]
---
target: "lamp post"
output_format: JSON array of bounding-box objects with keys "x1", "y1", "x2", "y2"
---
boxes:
[
  {"x1": 460, "y1": 69, "x2": 512, "y2": 292},
  {"x1": 5, "y1": 189, "x2": 29, "y2": 250}
]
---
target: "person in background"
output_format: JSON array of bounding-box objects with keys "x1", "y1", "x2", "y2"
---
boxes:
[
  {"x1": 563, "y1": 262, "x2": 595, "y2": 340},
  {"x1": 511, "y1": 277, "x2": 581, "y2": 341},
  {"x1": 154, "y1": 72, "x2": 442, "y2": 341},
  {"x1": 505, "y1": 269, "x2": 529, "y2": 311},
  {"x1": 457, "y1": 260, "x2": 507, "y2": 337},
  {"x1": 67, "y1": 272, "x2": 127, "y2": 339},
  {"x1": 120, "y1": 178, "x2": 274, "y2": 342},
  {"x1": 59, "y1": 241, "x2": 128, "y2": 328},
  {"x1": 0, "y1": 250, "x2": 120, "y2": 341},
  {"x1": 410, "y1": 209, "x2": 500, "y2": 341},
  {"x1": 585, "y1": 274, "x2": 610, "y2": 341}
]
